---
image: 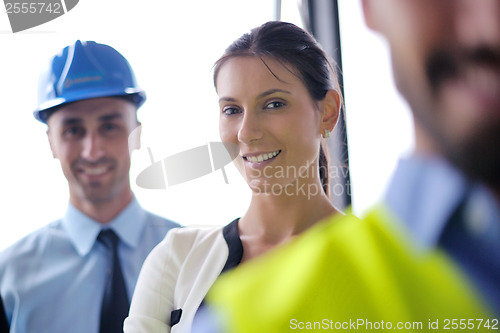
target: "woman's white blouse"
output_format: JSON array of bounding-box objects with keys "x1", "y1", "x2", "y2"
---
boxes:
[{"x1": 124, "y1": 219, "x2": 241, "y2": 333}]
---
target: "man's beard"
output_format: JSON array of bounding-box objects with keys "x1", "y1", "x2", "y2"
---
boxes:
[{"x1": 447, "y1": 123, "x2": 500, "y2": 188}]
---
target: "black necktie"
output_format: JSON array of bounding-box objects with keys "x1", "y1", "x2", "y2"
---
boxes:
[
  {"x1": 0, "y1": 295, "x2": 9, "y2": 333},
  {"x1": 98, "y1": 229, "x2": 129, "y2": 333}
]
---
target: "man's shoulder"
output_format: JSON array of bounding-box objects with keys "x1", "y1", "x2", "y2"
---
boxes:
[
  {"x1": 0, "y1": 219, "x2": 65, "y2": 270},
  {"x1": 139, "y1": 209, "x2": 180, "y2": 233},
  {"x1": 142, "y1": 210, "x2": 181, "y2": 229}
]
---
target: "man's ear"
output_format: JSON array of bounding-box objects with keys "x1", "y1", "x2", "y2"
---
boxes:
[
  {"x1": 128, "y1": 122, "x2": 142, "y2": 156},
  {"x1": 320, "y1": 89, "x2": 340, "y2": 134}
]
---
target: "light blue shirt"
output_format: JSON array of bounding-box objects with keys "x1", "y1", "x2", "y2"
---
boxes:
[
  {"x1": 385, "y1": 155, "x2": 500, "y2": 315},
  {"x1": 0, "y1": 197, "x2": 180, "y2": 333}
]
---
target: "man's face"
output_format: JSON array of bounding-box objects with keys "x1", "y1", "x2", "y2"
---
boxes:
[
  {"x1": 363, "y1": 0, "x2": 500, "y2": 186},
  {"x1": 47, "y1": 97, "x2": 139, "y2": 206}
]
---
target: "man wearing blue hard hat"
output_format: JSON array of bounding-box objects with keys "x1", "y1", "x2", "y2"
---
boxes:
[{"x1": 0, "y1": 40, "x2": 180, "y2": 333}]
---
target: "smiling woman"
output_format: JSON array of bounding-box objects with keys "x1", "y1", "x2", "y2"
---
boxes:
[
  {"x1": 217, "y1": 56, "x2": 337, "y2": 199},
  {"x1": 213, "y1": 19, "x2": 344, "y2": 261}
]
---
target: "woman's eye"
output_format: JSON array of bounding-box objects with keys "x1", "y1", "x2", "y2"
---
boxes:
[
  {"x1": 265, "y1": 101, "x2": 285, "y2": 109},
  {"x1": 222, "y1": 107, "x2": 241, "y2": 116}
]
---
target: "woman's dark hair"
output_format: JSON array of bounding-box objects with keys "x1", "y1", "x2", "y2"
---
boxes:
[{"x1": 214, "y1": 21, "x2": 343, "y2": 197}]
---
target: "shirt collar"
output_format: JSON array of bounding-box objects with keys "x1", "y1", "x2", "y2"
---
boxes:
[
  {"x1": 62, "y1": 197, "x2": 147, "y2": 256},
  {"x1": 384, "y1": 155, "x2": 469, "y2": 249}
]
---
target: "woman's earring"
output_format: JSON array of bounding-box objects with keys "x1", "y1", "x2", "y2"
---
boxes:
[{"x1": 322, "y1": 129, "x2": 331, "y2": 139}]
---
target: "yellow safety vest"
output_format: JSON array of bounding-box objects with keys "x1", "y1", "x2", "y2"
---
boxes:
[{"x1": 208, "y1": 207, "x2": 493, "y2": 332}]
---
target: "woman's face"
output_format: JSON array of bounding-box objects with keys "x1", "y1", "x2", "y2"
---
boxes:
[{"x1": 217, "y1": 56, "x2": 324, "y2": 195}]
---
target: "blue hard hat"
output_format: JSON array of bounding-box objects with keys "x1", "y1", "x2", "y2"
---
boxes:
[{"x1": 34, "y1": 40, "x2": 146, "y2": 123}]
